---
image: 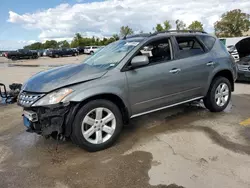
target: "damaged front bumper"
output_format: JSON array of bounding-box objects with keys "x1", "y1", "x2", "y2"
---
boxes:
[{"x1": 22, "y1": 102, "x2": 79, "y2": 137}]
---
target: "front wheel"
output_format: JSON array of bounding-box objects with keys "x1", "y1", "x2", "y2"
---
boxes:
[
  {"x1": 71, "y1": 100, "x2": 123, "y2": 152},
  {"x1": 203, "y1": 76, "x2": 231, "y2": 112}
]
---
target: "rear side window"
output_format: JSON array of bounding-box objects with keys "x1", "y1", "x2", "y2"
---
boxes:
[
  {"x1": 199, "y1": 35, "x2": 216, "y2": 50},
  {"x1": 175, "y1": 36, "x2": 205, "y2": 58}
]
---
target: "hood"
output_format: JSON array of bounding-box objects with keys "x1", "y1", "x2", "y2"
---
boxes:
[
  {"x1": 235, "y1": 37, "x2": 250, "y2": 59},
  {"x1": 22, "y1": 63, "x2": 108, "y2": 93}
]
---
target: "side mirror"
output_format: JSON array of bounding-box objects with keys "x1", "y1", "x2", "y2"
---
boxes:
[{"x1": 131, "y1": 55, "x2": 149, "y2": 68}]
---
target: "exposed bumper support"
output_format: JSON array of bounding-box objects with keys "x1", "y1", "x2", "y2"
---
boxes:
[{"x1": 23, "y1": 103, "x2": 78, "y2": 137}]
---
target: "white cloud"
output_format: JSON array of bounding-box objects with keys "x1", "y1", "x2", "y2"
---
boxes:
[{"x1": 7, "y1": 0, "x2": 250, "y2": 41}]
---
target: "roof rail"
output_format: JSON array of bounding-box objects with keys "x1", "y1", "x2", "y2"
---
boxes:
[
  {"x1": 153, "y1": 30, "x2": 207, "y2": 35},
  {"x1": 123, "y1": 33, "x2": 151, "y2": 39},
  {"x1": 122, "y1": 30, "x2": 208, "y2": 39}
]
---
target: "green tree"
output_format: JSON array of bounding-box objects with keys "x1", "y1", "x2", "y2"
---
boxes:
[
  {"x1": 163, "y1": 20, "x2": 172, "y2": 30},
  {"x1": 43, "y1": 40, "x2": 58, "y2": 49},
  {"x1": 71, "y1": 33, "x2": 83, "y2": 47},
  {"x1": 155, "y1": 24, "x2": 164, "y2": 32},
  {"x1": 58, "y1": 40, "x2": 70, "y2": 48},
  {"x1": 112, "y1": 34, "x2": 119, "y2": 41},
  {"x1": 120, "y1": 26, "x2": 134, "y2": 37},
  {"x1": 70, "y1": 40, "x2": 78, "y2": 48},
  {"x1": 24, "y1": 42, "x2": 43, "y2": 50},
  {"x1": 214, "y1": 9, "x2": 250, "y2": 37},
  {"x1": 176, "y1": 19, "x2": 186, "y2": 30},
  {"x1": 188, "y1": 21, "x2": 204, "y2": 31}
]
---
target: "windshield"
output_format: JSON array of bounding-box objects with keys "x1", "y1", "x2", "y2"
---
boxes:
[{"x1": 83, "y1": 39, "x2": 143, "y2": 69}]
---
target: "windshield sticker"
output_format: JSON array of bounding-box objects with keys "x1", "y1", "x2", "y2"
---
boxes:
[
  {"x1": 125, "y1": 42, "x2": 139, "y2": 46},
  {"x1": 109, "y1": 63, "x2": 116, "y2": 67}
]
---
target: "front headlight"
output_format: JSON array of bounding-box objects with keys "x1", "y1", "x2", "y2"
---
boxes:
[{"x1": 32, "y1": 88, "x2": 73, "y2": 106}]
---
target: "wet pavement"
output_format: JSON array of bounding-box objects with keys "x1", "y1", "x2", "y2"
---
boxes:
[{"x1": 0, "y1": 84, "x2": 250, "y2": 188}]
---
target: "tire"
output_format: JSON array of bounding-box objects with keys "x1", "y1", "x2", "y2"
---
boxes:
[
  {"x1": 11, "y1": 56, "x2": 18, "y2": 61},
  {"x1": 55, "y1": 54, "x2": 59, "y2": 58},
  {"x1": 71, "y1": 99, "x2": 123, "y2": 152},
  {"x1": 203, "y1": 76, "x2": 231, "y2": 112},
  {"x1": 90, "y1": 51, "x2": 94, "y2": 55}
]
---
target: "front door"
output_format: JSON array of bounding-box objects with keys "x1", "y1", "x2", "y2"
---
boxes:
[{"x1": 125, "y1": 38, "x2": 186, "y2": 116}]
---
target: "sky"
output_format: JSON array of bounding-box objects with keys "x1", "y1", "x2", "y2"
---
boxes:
[{"x1": 0, "y1": 0, "x2": 250, "y2": 50}]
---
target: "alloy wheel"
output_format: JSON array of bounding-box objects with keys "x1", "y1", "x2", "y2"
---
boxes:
[
  {"x1": 215, "y1": 83, "x2": 229, "y2": 107},
  {"x1": 81, "y1": 107, "x2": 116, "y2": 144}
]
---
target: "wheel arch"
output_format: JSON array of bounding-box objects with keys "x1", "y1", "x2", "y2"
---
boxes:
[
  {"x1": 64, "y1": 93, "x2": 130, "y2": 137},
  {"x1": 207, "y1": 69, "x2": 234, "y2": 95}
]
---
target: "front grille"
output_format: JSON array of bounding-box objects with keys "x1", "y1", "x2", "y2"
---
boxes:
[
  {"x1": 237, "y1": 64, "x2": 250, "y2": 72},
  {"x1": 18, "y1": 92, "x2": 45, "y2": 107}
]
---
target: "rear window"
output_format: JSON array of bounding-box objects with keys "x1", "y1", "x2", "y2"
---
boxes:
[
  {"x1": 199, "y1": 35, "x2": 216, "y2": 50},
  {"x1": 175, "y1": 36, "x2": 205, "y2": 58}
]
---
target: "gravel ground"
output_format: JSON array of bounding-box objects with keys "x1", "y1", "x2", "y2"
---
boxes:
[{"x1": 0, "y1": 55, "x2": 87, "y2": 86}]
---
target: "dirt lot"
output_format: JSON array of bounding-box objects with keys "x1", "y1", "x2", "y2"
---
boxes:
[
  {"x1": 0, "y1": 56, "x2": 87, "y2": 86},
  {"x1": 0, "y1": 56, "x2": 250, "y2": 188}
]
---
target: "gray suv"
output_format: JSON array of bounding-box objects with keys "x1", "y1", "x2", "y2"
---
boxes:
[{"x1": 18, "y1": 30, "x2": 237, "y2": 151}]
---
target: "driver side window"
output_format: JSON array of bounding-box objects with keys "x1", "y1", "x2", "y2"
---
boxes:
[{"x1": 136, "y1": 38, "x2": 172, "y2": 64}]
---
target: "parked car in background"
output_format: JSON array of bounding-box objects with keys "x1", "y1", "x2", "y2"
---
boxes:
[
  {"x1": 5, "y1": 49, "x2": 38, "y2": 60},
  {"x1": 84, "y1": 46, "x2": 99, "y2": 55},
  {"x1": 77, "y1": 46, "x2": 85, "y2": 54},
  {"x1": 3, "y1": 52, "x2": 9, "y2": 57},
  {"x1": 236, "y1": 55, "x2": 250, "y2": 81},
  {"x1": 227, "y1": 45, "x2": 239, "y2": 62},
  {"x1": 18, "y1": 30, "x2": 237, "y2": 152},
  {"x1": 37, "y1": 50, "x2": 45, "y2": 57},
  {"x1": 235, "y1": 37, "x2": 250, "y2": 82},
  {"x1": 48, "y1": 48, "x2": 78, "y2": 58},
  {"x1": 43, "y1": 49, "x2": 53, "y2": 56}
]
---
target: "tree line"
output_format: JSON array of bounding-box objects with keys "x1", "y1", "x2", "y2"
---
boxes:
[{"x1": 24, "y1": 9, "x2": 250, "y2": 50}]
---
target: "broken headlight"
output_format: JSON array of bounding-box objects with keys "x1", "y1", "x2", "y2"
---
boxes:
[{"x1": 32, "y1": 88, "x2": 73, "y2": 106}]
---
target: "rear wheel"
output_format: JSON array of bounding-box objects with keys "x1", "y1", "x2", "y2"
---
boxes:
[
  {"x1": 71, "y1": 100, "x2": 123, "y2": 152},
  {"x1": 203, "y1": 76, "x2": 231, "y2": 112},
  {"x1": 90, "y1": 51, "x2": 94, "y2": 55},
  {"x1": 11, "y1": 56, "x2": 18, "y2": 61}
]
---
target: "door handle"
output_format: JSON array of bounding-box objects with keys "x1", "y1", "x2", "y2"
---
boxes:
[
  {"x1": 206, "y1": 61, "x2": 215, "y2": 66},
  {"x1": 169, "y1": 68, "x2": 181, "y2": 74}
]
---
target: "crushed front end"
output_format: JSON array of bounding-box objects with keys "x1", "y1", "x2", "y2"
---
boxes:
[{"x1": 18, "y1": 91, "x2": 77, "y2": 138}]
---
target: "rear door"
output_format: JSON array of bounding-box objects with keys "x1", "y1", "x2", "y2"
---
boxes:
[{"x1": 172, "y1": 35, "x2": 216, "y2": 98}]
